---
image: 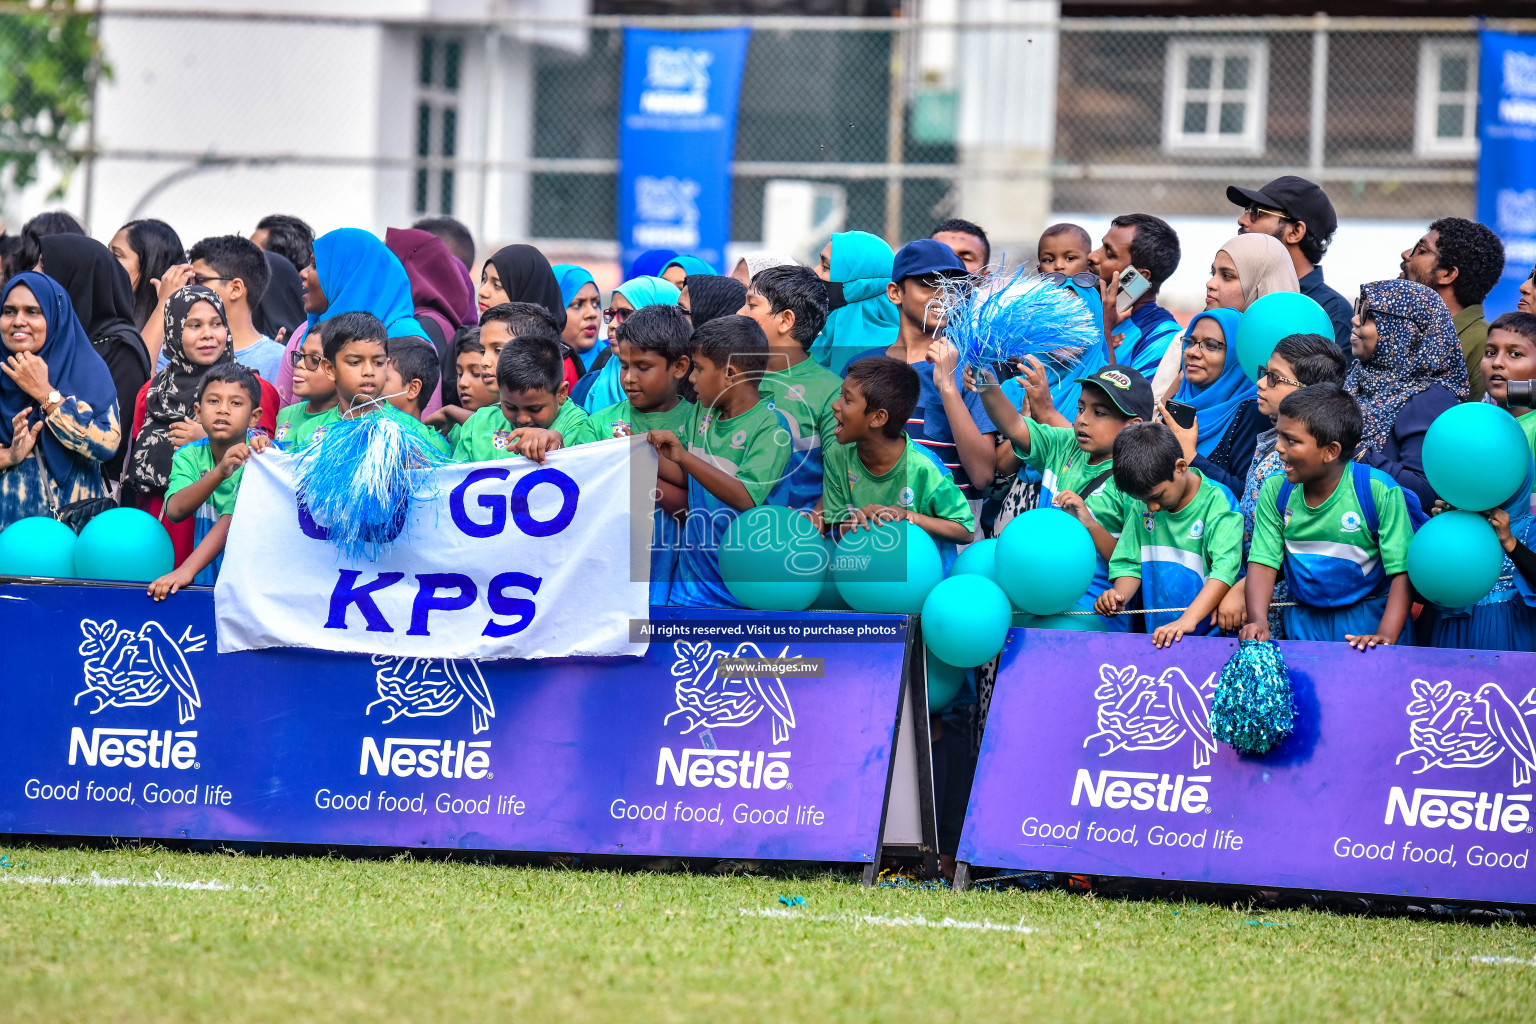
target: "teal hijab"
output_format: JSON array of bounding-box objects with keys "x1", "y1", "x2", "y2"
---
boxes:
[
  {"x1": 580, "y1": 276, "x2": 682, "y2": 411},
  {"x1": 1173, "y1": 308, "x2": 1256, "y2": 457},
  {"x1": 552, "y1": 264, "x2": 597, "y2": 307},
  {"x1": 809, "y1": 231, "x2": 898, "y2": 373},
  {"x1": 307, "y1": 228, "x2": 426, "y2": 339},
  {"x1": 664, "y1": 255, "x2": 716, "y2": 279}
]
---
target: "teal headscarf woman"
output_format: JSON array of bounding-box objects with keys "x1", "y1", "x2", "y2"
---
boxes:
[
  {"x1": 577, "y1": 276, "x2": 681, "y2": 412},
  {"x1": 1171, "y1": 308, "x2": 1256, "y2": 458},
  {"x1": 809, "y1": 231, "x2": 897, "y2": 373},
  {"x1": 552, "y1": 264, "x2": 602, "y2": 369}
]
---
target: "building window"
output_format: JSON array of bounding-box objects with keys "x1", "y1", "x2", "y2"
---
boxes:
[
  {"x1": 1162, "y1": 39, "x2": 1268, "y2": 155},
  {"x1": 415, "y1": 34, "x2": 461, "y2": 216},
  {"x1": 1416, "y1": 40, "x2": 1479, "y2": 158}
]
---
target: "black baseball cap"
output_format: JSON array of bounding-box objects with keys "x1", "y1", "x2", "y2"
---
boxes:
[
  {"x1": 891, "y1": 238, "x2": 967, "y2": 283},
  {"x1": 1226, "y1": 175, "x2": 1338, "y2": 243},
  {"x1": 1075, "y1": 364, "x2": 1153, "y2": 421}
]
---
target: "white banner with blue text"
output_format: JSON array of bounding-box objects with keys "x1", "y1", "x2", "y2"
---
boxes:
[{"x1": 215, "y1": 437, "x2": 655, "y2": 660}]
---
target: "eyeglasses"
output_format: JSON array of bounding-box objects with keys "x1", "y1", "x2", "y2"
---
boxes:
[
  {"x1": 1408, "y1": 239, "x2": 1440, "y2": 260},
  {"x1": 1259, "y1": 368, "x2": 1304, "y2": 389},
  {"x1": 1182, "y1": 334, "x2": 1226, "y2": 356},
  {"x1": 603, "y1": 307, "x2": 631, "y2": 326},
  {"x1": 289, "y1": 350, "x2": 322, "y2": 370},
  {"x1": 1244, "y1": 203, "x2": 1291, "y2": 222},
  {"x1": 192, "y1": 274, "x2": 231, "y2": 286},
  {"x1": 1041, "y1": 271, "x2": 1100, "y2": 289}
]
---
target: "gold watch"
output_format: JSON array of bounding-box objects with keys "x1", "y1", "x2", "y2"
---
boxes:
[{"x1": 44, "y1": 390, "x2": 62, "y2": 413}]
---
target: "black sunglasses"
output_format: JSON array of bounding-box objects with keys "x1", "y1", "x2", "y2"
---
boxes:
[{"x1": 1354, "y1": 293, "x2": 1409, "y2": 323}]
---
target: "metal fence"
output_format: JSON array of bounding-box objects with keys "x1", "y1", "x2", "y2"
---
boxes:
[{"x1": 1, "y1": 9, "x2": 1529, "y2": 264}]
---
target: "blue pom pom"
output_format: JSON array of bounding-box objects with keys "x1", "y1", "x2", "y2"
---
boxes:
[
  {"x1": 935, "y1": 266, "x2": 1102, "y2": 376},
  {"x1": 293, "y1": 411, "x2": 451, "y2": 561},
  {"x1": 1210, "y1": 639, "x2": 1296, "y2": 755}
]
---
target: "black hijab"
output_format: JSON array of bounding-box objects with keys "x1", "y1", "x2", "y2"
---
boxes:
[
  {"x1": 254, "y1": 250, "x2": 305, "y2": 339},
  {"x1": 487, "y1": 244, "x2": 566, "y2": 331},
  {"x1": 685, "y1": 274, "x2": 748, "y2": 328}
]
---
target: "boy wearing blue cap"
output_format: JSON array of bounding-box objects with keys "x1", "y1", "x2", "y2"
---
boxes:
[{"x1": 847, "y1": 239, "x2": 996, "y2": 512}]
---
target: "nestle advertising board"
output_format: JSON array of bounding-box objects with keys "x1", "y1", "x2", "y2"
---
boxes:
[
  {"x1": 960, "y1": 631, "x2": 1536, "y2": 903},
  {"x1": 0, "y1": 584, "x2": 909, "y2": 863}
]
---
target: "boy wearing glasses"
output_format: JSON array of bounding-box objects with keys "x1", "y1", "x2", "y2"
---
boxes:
[
  {"x1": 1227, "y1": 176, "x2": 1352, "y2": 352},
  {"x1": 188, "y1": 235, "x2": 288, "y2": 382},
  {"x1": 275, "y1": 322, "x2": 337, "y2": 446}
]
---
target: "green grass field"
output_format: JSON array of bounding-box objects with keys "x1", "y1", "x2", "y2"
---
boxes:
[{"x1": 2, "y1": 843, "x2": 1533, "y2": 1023}]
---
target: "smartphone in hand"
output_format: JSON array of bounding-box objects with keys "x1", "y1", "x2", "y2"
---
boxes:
[
  {"x1": 1114, "y1": 265, "x2": 1151, "y2": 313},
  {"x1": 1164, "y1": 400, "x2": 1197, "y2": 430}
]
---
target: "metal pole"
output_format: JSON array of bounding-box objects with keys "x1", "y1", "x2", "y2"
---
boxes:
[
  {"x1": 883, "y1": 20, "x2": 906, "y2": 246},
  {"x1": 81, "y1": 0, "x2": 105, "y2": 232},
  {"x1": 1307, "y1": 13, "x2": 1329, "y2": 175},
  {"x1": 477, "y1": 24, "x2": 498, "y2": 250}
]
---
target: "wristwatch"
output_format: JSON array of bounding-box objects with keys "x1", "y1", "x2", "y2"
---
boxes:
[{"x1": 44, "y1": 390, "x2": 62, "y2": 413}]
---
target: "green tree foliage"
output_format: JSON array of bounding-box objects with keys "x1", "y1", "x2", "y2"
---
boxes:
[{"x1": 0, "y1": 1, "x2": 107, "y2": 198}]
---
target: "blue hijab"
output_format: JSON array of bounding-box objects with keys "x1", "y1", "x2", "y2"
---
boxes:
[
  {"x1": 581, "y1": 276, "x2": 682, "y2": 412},
  {"x1": 664, "y1": 255, "x2": 716, "y2": 279},
  {"x1": 308, "y1": 228, "x2": 427, "y2": 339},
  {"x1": 630, "y1": 249, "x2": 678, "y2": 279},
  {"x1": 1174, "y1": 308, "x2": 1256, "y2": 457},
  {"x1": 552, "y1": 264, "x2": 597, "y2": 307},
  {"x1": 0, "y1": 273, "x2": 118, "y2": 482}
]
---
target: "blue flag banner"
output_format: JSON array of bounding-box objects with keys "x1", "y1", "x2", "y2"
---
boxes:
[
  {"x1": 617, "y1": 27, "x2": 751, "y2": 275},
  {"x1": 1478, "y1": 30, "x2": 1536, "y2": 317}
]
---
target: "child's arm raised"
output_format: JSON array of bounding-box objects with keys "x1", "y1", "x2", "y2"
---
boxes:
[
  {"x1": 1346, "y1": 573, "x2": 1411, "y2": 651},
  {"x1": 966, "y1": 363, "x2": 1033, "y2": 457},
  {"x1": 148, "y1": 514, "x2": 230, "y2": 600},
  {"x1": 930, "y1": 339, "x2": 999, "y2": 491},
  {"x1": 1020, "y1": 355, "x2": 1071, "y2": 430},
  {"x1": 647, "y1": 429, "x2": 754, "y2": 511},
  {"x1": 165, "y1": 444, "x2": 251, "y2": 523}
]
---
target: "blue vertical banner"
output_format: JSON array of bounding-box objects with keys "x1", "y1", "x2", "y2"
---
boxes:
[
  {"x1": 1478, "y1": 30, "x2": 1536, "y2": 316},
  {"x1": 618, "y1": 28, "x2": 751, "y2": 275}
]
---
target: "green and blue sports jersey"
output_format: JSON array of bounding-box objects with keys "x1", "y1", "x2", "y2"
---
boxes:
[
  {"x1": 1109, "y1": 470, "x2": 1244, "y2": 631},
  {"x1": 671, "y1": 400, "x2": 794, "y2": 609},
  {"x1": 273, "y1": 401, "x2": 332, "y2": 449},
  {"x1": 451, "y1": 400, "x2": 587, "y2": 463},
  {"x1": 1015, "y1": 421, "x2": 1115, "y2": 512},
  {"x1": 166, "y1": 439, "x2": 244, "y2": 586},
  {"x1": 1072, "y1": 476, "x2": 1134, "y2": 630},
  {"x1": 573, "y1": 398, "x2": 694, "y2": 605},
  {"x1": 760, "y1": 357, "x2": 842, "y2": 512},
  {"x1": 821, "y1": 435, "x2": 974, "y2": 566},
  {"x1": 1249, "y1": 463, "x2": 1413, "y2": 609},
  {"x1": 286, "y1": 402, "x2": 452, "y2": 459}
]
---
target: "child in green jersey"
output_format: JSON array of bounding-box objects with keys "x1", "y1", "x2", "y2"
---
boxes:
[
  {"x1": 1484, "y1": 313, "x2": 1536, "y2": 469},
  {"x1": 1242, "y1": 384, "x2": 1415, "y2": 650},
  {"x1": 743, "y1": 265, "x2": 837, "y2": 511},
  {"x1": 274, "y1": 321, "x2": 337, "y2": 448},
  {"x1": 578, "y1": 304, "x2": 693, "y2": 443},
  {"x1": 452, "y1": 330, "x2": 588, "y2": 464},
  {"x1": 150, "y1": 365, "x2": 272, "y2": 598},
  {"x1": 283, "y1": 312, "x2": 451, "y2": 457},
  {"x1": 649, "y1": 315, "x2": 793, "y2": 608},
  {"x1": 382, "y1": 336, "x2": 440, "y2": 422},
  {"x1": 819, "y1": 356, "x2": 973, "y2": 547},
  {"x1": 1096, "y1": 422, "x2": 1243, "y2": 647}
]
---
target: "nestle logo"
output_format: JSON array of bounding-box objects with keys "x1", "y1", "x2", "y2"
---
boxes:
[
  {"x1": 1384, "y1": 786, "x2": 1532, "y2": 833},
  {"x1": 1070, "y1": 769, "x2": 1209, "y2": 814},
  {"x1": 359, "y1": 737, "x2": 491, "y2": 779},
  {"x1": 656, "y1": 747, "x2": 790, "y2": 790},
  {"x1": 68, "y1": 727, "x2": 197, "y2": 769}
]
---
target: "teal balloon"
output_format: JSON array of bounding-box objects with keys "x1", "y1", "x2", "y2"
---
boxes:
[
  {"x1": 718, "y1": 504, "x2": 825, "y2": 611},
  {"x1": 925, "y1": 646, "x2": 965, "y2": 711},
  {"x1": 833, "y1": 520, "x2": 943, "y2": 613},
  {"x1": 1014, "y1": 611, "x2": 1106, "y2": 631},
  {"x1": 1234, "y1": 292, "x2": 1334, "y2": 382},
  {"x1": 811, "y1": 536, "x2": 849, "y2": 610},
  {"x1": 1407, "y1": 510, "x2": 1504, "y2": 608},
  {"x1": 921, "y1": 574, "x2": 1013, "y2": 668},
  {"x1": 73, "y1": 508, "x2": 174, "y2": 583},
  {"x1": 995, "y1": 507, "x2": 1095, "y2": 615},
  {"x1": 0, "y1": 516, "x2": 77, "y2": 578},
  {"x1": 949, "y1": 538, "x2": 999, "y2": 583},
  {"x1": 1422, "y1": 403, "x2": 1530, "y2": 513}
]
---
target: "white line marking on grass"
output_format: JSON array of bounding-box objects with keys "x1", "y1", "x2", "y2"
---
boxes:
[
  {"x1": 1471, "y1": 956, "x2": 1536, "y2": 966},
  {"x1": 741, "y1": 907, "x2": 1035, "y2": 934},
  {"x1": 0, "y1": 870, "x2": 255, "y2": 891}
]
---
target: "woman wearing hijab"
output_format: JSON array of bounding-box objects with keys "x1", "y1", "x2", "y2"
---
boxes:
[
  {"x1": 661, "y1": 255, "x2": 715, "y2": 289},
  {"x1": 1345, "y1": 279, "x2": 1469, "y2": 511},
  {"x1": 386, "y1": 227, "x2": 475, "y2": 417},
  {"x1": 275, "y1": 227, "x2": 427, "y2": 404},
  {"x1": 730, "y1": 253, "x2": 797, "y2": 285},
  {"x1": 575, "y1": 276, "x2": 681, "y2": 412},
  {"x1": 40, "y1": 234, "x2": 152, "y2": 483},
  {"x1": 476, "y1": 244, "x2": 566, "y2": 328},
  {"x1": 679, "y1": 274, "x2": 747, "y2": 330},
  {"x1": 1158, "y1": 308, "x2": 1263, "y2": 493},
  {"x1": 0, "y1": 272, "x2": 121, "y2": 528},
  {"x1": 553, "y1": 264, "x2": 602, "y2": 368},
  {"x1": 253, "y1": 250, "x2": 306, "y2": 342},
  {"x1": 630, "y1": 249, "x2": 678, "y2": 280},
  {"x1": 809, "y1": 232, "x2": 897, "y2": 373},
  {"x1": 1204, "y1": 234, "x2": 1300, "y2": 312}
]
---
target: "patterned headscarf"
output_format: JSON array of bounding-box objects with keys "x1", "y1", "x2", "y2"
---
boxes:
[
  {"x1": 1344, "y1": 279, "x2": 1470, "y2": 458},
  {"x1": 127, "y1": 285, "x2": 236, "y2": 493}
]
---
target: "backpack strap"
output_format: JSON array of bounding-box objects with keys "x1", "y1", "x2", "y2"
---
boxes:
[
  {"x1": 1275, "y1": 478, "x2": 1295, "y2": 532},
  {"x1": 417, "y1": 314, "x2": 448, "y2": 357},
  {"x1": 1079, "y1": 469, "x2": 1113, "y2": 501},
  {"x1": 1350, "y1": 461, "x2": 1380, "y2": 537}
]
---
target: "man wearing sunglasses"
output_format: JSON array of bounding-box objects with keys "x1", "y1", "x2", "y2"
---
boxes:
[{"x1": 1227, "y1": 175, "x2": 1352, "y2": 354}]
